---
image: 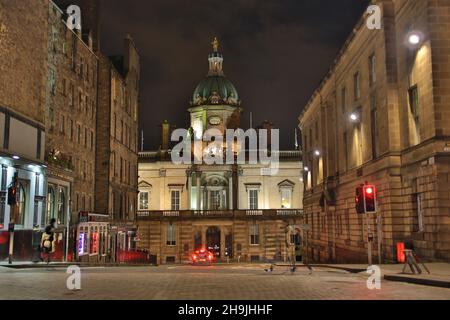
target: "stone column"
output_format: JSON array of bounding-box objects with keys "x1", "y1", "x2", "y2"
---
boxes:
[
  {"x1": 228, "y1": 176, "x2": 233, "y2": 210},
  {"x1": 201, "y1": 226, "x2": 207, "y2": 249},
  {"x1": 196, "y1": 173, "x2": 201, "y2": 211},
  {"x1": 220, "y1": 227, "x2": 226, "y2": 260},
  {"x1": 187, "y1": 170, "x2": 192, "y2": 210}
]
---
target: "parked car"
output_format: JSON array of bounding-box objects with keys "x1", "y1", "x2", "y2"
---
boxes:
[{"x1": 191, "y1": 248, "x2": 214, "y2": 265}]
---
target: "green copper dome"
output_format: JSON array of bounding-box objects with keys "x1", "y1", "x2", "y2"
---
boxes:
[
  {"x1": 191, "y1": 38, "x2": 241, "y2": 107},
  {"x1": 192, "y1": 76, "x2": 240, "y2": 107}
]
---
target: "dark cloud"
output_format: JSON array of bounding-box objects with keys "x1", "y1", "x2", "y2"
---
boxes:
[{"x1": 100, "y1": 0, "x2": 369, "y2": 150}]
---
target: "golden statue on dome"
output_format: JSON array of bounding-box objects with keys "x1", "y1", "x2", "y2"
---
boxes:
[{"x1": 212, "y1": 37, "x2": 220, "y2": 52}]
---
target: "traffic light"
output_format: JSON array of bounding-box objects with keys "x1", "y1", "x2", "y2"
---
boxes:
[
  {"x1": 355, "y1": 184, "x2": 377, "y2": 214},
  {"x1": 7, "y1": 186, "x2": 17, "y2": 206},
  {"x1": 363, "y1": 184, "x2": 377, "y2": 213},
  {"x1": 355, "y1": 186, "x2": 365, "y2": 214}
]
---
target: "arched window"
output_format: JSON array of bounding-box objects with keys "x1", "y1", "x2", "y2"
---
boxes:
[
  {"x1": 57, "y1": 187, "x2": 66, "y2": 225},
  {"x1": 47, "y1": 186, "x2": 56, "y2": 223},
  {"x1": 17, "y1": 183, "x2": 27, "y2": 225}
]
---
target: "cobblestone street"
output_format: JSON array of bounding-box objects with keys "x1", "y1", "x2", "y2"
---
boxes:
[{"x1": 1, "y1": 265, "x2": 449, "y2": 300}]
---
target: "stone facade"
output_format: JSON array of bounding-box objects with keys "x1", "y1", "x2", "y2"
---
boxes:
[
  {"x1": 95, "y1": 37, "x2": 140, "y2": 252},
  {"x1": 298, "y1": 0, "x2": 450, "y2": 263},
  {"x1": 0, "y1": 0, "x2": 49, "y2": 261},
  {"x1": 137, "y1": 155, "x2": 304, "y2": 264},
  {"x1": 46, "y1": 1, "x2": 98, "y2": 227},
  {"x1": 136, "y1": 40, "x2": 304, "y2": 264}
]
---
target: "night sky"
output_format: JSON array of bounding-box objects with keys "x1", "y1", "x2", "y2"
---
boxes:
[{"x1": 99, "y1": 0, "x2": 370, "y2": 150}]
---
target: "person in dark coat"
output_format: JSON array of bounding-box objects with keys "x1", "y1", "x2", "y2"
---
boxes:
[{"x1": 41, "y1": 219, "x2": 56, "y2": 264}]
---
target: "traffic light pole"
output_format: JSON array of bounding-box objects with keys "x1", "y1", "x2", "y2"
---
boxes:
[{"x1": 366, "y1": 213, "x2": 373, "y2": 266}]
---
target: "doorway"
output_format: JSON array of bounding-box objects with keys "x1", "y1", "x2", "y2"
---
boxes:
[{"x1": 206, "y1": 227, "x2": 221, "y2": 258}]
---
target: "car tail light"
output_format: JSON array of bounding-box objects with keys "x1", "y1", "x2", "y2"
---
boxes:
[
  {"x1": 192, "y1": 254, "x2": 197, "y2": 260},
  {"x1": 208, "y1": 254, "x2": 213, "y2": 260}
]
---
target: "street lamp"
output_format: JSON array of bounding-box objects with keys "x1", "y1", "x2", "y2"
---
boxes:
[
  {"x1": 409, "y1": 34, "x2": 420, "y2": 45},
  {"x1": 406, "y1": 31, "x2": 423, "y2": 47},
  {"x1": 350, "y1": 113, "x2": 359, "y2": 122},
  {"x1": 314, "y1": 150, "x2": 321, "y2": 157}
]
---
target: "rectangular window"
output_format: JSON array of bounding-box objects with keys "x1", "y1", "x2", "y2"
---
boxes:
[
  {"x1": 77, "y1": 124, "x2": 81, "y2": 143},
  {"x1": 171, "y1": 190, "x2": 180, "y2": 211},
  {"x1": 315, "y1": 121, "x2": 319, "y2": 140},
  {"x1": 354, "y1": 72, "x2": 361, "y2": 101},
  {"x1": 343, "y1": 131, "x2": 348, "y2": 171},
  {"x1": 250, "y1": 224, "x2": 260, "y2": 245},
  {"x1": 68, "y1": 119, "x2": 73, "y2": 141},
  {"x1": 69, "y1": 83, "x2": 74, "y2": 107},
  {"x1": 281, "y1": 188, "x2": 292, "y2": 209},
  {"x1": 369, "y1": 54, "x2": 376, "y2": 86},
  {"x1": 413, "y1": 193, "x2": 424, "y2": 233},
  {"x1": 62, "y1": 78, "x2": 67, "y2": 96},
  {"x1": 370, "y1": 95, "x2": 379, "y2": 159},
  {"x1": 49, "y1": 69, "x2": 56, "y2": 95},
  {"x1": 167, "y1": 224, "x2": 176, "y2": 246},
  {"x1": 408, "y1": 85, "x2": 420, "y2": 144},
  {"x1": 60, "y1": 115, "x2": 65, "y2": 134},
  {"x1": 139, "y1": 192, "x2": 149, "y2": 210},
  {"x1": 248, "y1": 190, "x2": 258, "y2": 210},
  {"x1": 341, "y1": 87, "x2": 346, "y2": 114}
]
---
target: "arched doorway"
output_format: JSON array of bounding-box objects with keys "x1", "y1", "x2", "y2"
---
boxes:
[{"x1": 206, "y1": 227, "x2": 221, "y2": 258}]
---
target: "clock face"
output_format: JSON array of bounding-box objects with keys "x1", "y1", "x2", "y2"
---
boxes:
[{"x1": 208, "y1": 116, "x2": 222, "y2": 125}]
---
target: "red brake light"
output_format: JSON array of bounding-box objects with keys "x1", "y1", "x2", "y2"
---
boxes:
[
  {"x1": 200, "y1": 249, "x2": 205, "y2": 253},
  {"x1": 192, "y1": 254, "x2": 197, "y2": 260}
]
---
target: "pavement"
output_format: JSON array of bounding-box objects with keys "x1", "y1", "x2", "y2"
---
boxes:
[
  {"x1": 0, "y1": 263, "x2": 449, "y2": 300},
  {"x1": 1, "y1": 260, "x2": 450, "y2": 289}
]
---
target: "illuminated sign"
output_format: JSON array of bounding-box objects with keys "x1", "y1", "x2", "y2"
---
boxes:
[{"x1": 78, "y1": 233, "x2": 85, "y2": 255}]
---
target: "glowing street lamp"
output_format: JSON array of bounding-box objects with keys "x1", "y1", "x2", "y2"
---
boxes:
[
  {"x1": 314, "y1": 150, "x2": 321, "y2": 157},
  {"x1": 408, "y1": 33, "x2": 421, "y2": 45}
]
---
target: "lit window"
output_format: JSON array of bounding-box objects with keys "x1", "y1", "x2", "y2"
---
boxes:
[
  {"x1": 139, "y1": 192, "x2": 149, "y2": 210},
  {"x1": 248, "y1": 189, "x2": 258, "y2": 210},
  {"x1": 281, "y1": 188, "x2": 292, "y2": 209},
  {"x1": 167, "y1": 224, "x2": 176, "y2": 246},
  {"x1": 171, "y1": 190, "x2": 180, "y2": 211}
]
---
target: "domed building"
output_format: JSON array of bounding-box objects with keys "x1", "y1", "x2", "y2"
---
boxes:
[
  {"x1": 189, "y1": 37, "x2": 242, "y2": 138},
  {"x1": 137, "y1": 38, "x2": 304, "y2": 265}
]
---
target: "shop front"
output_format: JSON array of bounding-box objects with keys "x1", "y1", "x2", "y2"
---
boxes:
[
  {"x1": 76, "y1": 212, "x2": 110, "y2": 263},
  {"x1": 0, "y1": 156, "x2": 47, "y2": 262}
]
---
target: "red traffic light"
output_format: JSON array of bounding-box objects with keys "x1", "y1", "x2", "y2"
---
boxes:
[{"x1": 363, "y1": 185, "x2": 377, "y2": 213}]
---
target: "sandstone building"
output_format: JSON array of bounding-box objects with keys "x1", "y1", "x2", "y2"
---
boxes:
[
  {"x1": 0, "y1": 0, "x2": 140, "y2": 262},
  {"x1": 298, "y1": 0, "x2": 450, "y2": 263},
  {"x1": 95, "y1": 36, "x2": 140, "y2": 258},
  {"x1": 137, "y1": 40, "x2": 304, "y2": 264},
  {"x1": 0, "y1": 0, "x2": 48, "y2": 261}
]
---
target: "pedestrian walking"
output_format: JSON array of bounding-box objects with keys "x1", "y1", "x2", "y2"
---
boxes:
[{"x1": 41, "y1": 219, "x2": 56, "y2": 264}]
